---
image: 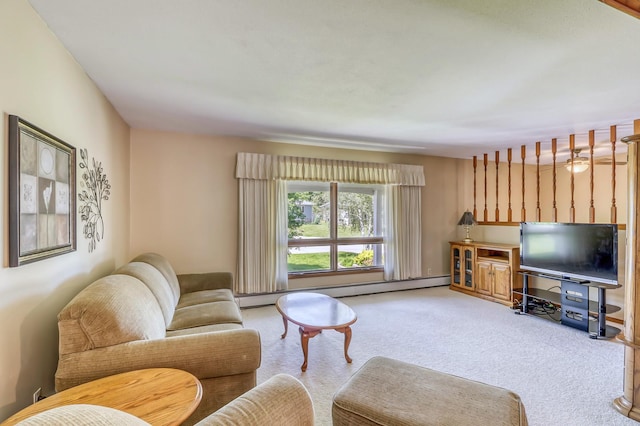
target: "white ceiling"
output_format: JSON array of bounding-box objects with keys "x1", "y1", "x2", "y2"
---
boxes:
[{"x1": 27, "y1": 0, "x2": 640, "y2": 162}]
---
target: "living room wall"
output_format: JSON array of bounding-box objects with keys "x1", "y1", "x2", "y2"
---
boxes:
[
  {"x1": 0, "y1": 1, "x2": 130, "y2": 421},
  {"x1": 129, "y1": 129, "x2": 465, "y2": 287}
]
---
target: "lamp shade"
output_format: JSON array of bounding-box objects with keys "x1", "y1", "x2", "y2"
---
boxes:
[{"x1": 457, "y1": 211, "x2": 477, "y2": 226}]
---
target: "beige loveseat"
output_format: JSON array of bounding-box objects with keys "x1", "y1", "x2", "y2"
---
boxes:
[{"x1": 54, "y1": 253, "x2": 261, "y2": 425}]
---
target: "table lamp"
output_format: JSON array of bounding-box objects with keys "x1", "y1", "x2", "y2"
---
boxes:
[{"x1": 457, "y1": 211, "x2": 477, "y2": 243}]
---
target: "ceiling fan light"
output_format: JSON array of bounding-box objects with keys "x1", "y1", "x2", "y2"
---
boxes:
[{"x1": 565, "y1": 158, "x2": 589, "y2": 173}]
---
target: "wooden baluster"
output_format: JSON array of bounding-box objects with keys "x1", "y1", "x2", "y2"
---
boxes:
[
  {"x1": 521, "y1": 146, "x2": 526, "y2": 221},
  {"x1": 507, "y1": 148, "x2": 513, "y2": 222},
  {"x1": 473, "y1": 156, "x2": 478, "y2": 220},
  {"x1": 495, "y1": 151, "x2": 500, "y2": 222},
  {"x1": 569, "y1": 134, "x2": 576, "y2": 223},
  {"x1": 551, "y1": 138, "x2": 558, "y2": 222},
  {"x1": 613, "y1": 118, "x2": 640, "y2": 420},
  {"x1": 483, "y1": 153, "x2": 488, "y2": 222},
  {"x1": 536, "y1": 142, "x2": 541, "y2": 221},
  {"x1": 611, "y1": 126, "x2": 617, "y2": 224},
  {"x1": 465, "y1": 124, "x2": 623, "y2": 226},
  {"x1": 589, "y1": 130, "x2": 595, "y2": 223}
]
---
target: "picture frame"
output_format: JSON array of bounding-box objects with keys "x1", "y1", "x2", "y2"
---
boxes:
[{"x1": 8, "y1": 115, "x2": 76, "y2": 267}]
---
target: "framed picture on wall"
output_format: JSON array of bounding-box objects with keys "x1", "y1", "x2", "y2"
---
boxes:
[{"x1": 8, "y1": 115, "x2": 76, "y2": 267}]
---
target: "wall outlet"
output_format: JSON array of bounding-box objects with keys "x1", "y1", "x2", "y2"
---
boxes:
[
  {"x1": 427, "y1": 267, "x2": 432, "y2": 276},
  {"x1": 32, "y1": 388, "x2": 41, "y2": 404}
]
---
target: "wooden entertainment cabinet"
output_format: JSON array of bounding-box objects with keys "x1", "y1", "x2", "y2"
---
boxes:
[{"x1": 449, "y1": 241, "x2": 520, "y2": 307}]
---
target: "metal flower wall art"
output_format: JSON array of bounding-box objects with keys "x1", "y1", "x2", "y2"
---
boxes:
[{"x1": 78, "y1": 149, "x2": 111, "y2": 252}]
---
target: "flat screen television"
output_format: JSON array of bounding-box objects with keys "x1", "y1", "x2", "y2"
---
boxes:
[{"x1": 520, "y1": 222, "x2": 619, "y2": 285}]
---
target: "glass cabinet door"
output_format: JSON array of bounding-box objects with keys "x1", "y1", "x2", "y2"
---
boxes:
[
  {"x1": 463, "y1": 247, "x2": 474, "y2": 289},
  {"x1": 452, "y1": 247, "x2": 461, "y2": 285}
]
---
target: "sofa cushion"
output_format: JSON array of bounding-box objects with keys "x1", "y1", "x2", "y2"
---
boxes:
[
  {"x1": 115, "y1": 262, "x2": 177, "y2": 326},
  {"x1": 177, "y1": 289, "x2": 234, "y2": 309},
  {"x1": 166, "y1": 323, "x2": 243, "y2": 337},
  {"x1": 132, "y1": 253, "x2": 181, "y2": 301},
  {"x1": 58, "y1": 275, "x2": 166, "y2": 355},
  {"x1": 168, "y1": 301, "x2": 243, "y2": 331}
]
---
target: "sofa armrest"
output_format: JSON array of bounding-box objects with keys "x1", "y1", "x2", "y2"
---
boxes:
[
  {"x1": 55, "y1": 328, "x2": 260, "y2": 391},
  {"x1": 196, "y1": 374, "x2": 314, "y2": 426},
  {"x1": 177, "y1": 272, "x2": 233, "y2": 294}
]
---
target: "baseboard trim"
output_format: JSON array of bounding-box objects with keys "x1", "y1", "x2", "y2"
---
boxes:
[{"x1": 237, "y1": 276, "x2": 450, "y2": 308}]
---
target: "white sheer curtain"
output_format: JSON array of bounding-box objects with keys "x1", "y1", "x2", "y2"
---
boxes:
[
  {"x1": 384, "y1": 185, "x2": 422, "y2": 281},
  {"x1": 236, "y1": 178, "x2": 288, "y2": 294},
  {"x1": 236, "y1": 152, "x2": 425, "y2": 293}
]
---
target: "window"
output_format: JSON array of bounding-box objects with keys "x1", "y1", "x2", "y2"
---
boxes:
[
  {"x1": 287, "y1": 181, "x2": 384, "y2": 275},
  {"x1": 236, "y1": 152, "x2": 424, "y2": 292}
]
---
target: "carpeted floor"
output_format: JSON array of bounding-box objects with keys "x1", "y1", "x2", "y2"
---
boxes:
[{"x1": 241, "y1": 286, "x2": 636, "y2": 425}]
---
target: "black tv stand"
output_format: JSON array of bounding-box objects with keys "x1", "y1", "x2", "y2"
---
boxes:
[{"x1": 513, "y1": 271, "x2": 621, "y2": 339}]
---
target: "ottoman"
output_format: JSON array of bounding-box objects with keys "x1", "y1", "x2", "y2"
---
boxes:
[{"x1": 332, "y1": 356, "x2": 528, "y2": 426}]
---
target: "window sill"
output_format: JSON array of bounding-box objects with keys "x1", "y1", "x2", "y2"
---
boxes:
[{"x1": 288, "y1": 267, "x2": 383, "y2": 279}]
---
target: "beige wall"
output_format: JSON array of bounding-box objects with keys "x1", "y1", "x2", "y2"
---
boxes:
[
  {"x1": 0, "y1": 1, "x2": 130, "y2": 420},
  {"x1": 130, "y1": 130, "x2": 462, "y2": 285}
]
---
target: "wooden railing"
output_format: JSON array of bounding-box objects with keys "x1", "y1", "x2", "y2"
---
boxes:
[{"x1": 472, "y1": 122, "x2": 631, "y2": 227}]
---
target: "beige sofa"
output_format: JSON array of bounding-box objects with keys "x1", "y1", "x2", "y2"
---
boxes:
[
  {"x1": 54, "y1": 253, "x2": 261, "y2": 425},
  {"x1": 15, "y1": 374, "x2": 314, "y2": 426}
]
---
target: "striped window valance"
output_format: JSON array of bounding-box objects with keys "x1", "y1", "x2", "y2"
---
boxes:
[{"x1": 235, "y1": 152, "x2": 425, "y2": 186}]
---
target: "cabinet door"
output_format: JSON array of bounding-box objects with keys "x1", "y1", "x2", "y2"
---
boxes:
[
  {"x1": 462, "y1": 247, "x2": 474, "y2": 289},
  {"x1": 492, "y1": 263, "x2": 512, "y2": 301},
  {"x1": 476, "y1": 261, "x2": 492, "y2": 295},
  {"x1": 450, "y1": 245, "x2": 462, "y2": 288}
]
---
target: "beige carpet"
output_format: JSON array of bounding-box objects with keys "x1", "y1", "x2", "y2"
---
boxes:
[{"x1": 242, "y1": 286, "x2": 635, "y2": 426}]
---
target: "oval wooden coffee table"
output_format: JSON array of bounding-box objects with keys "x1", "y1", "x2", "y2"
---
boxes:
[
  {"x1": 276, "y1": 292, "x2": 357, "y2": 372},
  {"x1": 2, "y1": 368, "x2": 202, "y2": 425}
]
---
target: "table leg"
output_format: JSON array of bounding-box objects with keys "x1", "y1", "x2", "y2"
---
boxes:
[
  {"x1": 336, "y1": 326, "x2": 353, "y2": 363},
  {"x1": 280, "y1": 316, "x2": 288, "y2": 339},
  {"x1": 299, "y1": 327, "x2": 321, "y2": 372}
]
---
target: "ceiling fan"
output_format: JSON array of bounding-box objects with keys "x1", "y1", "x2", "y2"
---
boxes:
[
  {"x1": 563, "y1": 148, "x2": 627, "y2": 173},
  {"x1": 566, "y1": 148, "x2": 627, "y2": 166}
]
